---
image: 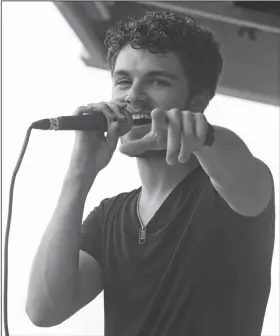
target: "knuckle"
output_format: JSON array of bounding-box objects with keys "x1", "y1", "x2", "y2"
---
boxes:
[
  {"x1": 168, "y1": 111, "x2": 181, "y2": 129},
  {"x1": 74, "y1": 105, "x2": 87, "y2": 115},
  {"x1": 107, "y1": 103, "x2": 124, "y2": 119},
  {"x1": 151, "y1": 108, "x2": 163, "y2": 118},
  {"x1": 110, "y1": 101, "x2": 125, "y2": 110},
  {"x1": 168, "y1": 108, "x2": 180, "y2": 117},
  {"x1": 115, "y1": 101, "x2": 126, "y2": 107},
  {"x1": 182, "y1": 110, "x2": 191, "y2": 117},
  {"x1": 95, "y1": 102, "x2": 106, "y2": 112},
  {"x1": 170, "y1": 121, "x2": 181, "y2": 131},
  {"x1": 84, "y1": 103, "x2": 101, "y2": 113},
  {"x1": 102, "y1": 103, "x2": 113, "y2": 112},
  {"x1": 195, "y1": 112, "x2": 205, "y2": 123},
  {"x1": 84, "y1": 104, "x2": 95, "y2": 114},
  {"x1": 107, "y1": 102, "x2": 118, "y2": 112}
]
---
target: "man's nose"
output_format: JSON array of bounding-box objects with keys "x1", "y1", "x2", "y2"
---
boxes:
[{"x1": 125, "y1": 83, "x2": 146, "y2": 104}]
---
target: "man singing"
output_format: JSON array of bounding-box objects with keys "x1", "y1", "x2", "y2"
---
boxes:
[{"x1": 26, "y1": 11, "x2": 275, "y2": 336}]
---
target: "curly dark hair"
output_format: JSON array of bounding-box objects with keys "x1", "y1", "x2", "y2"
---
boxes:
[{"x1": 104, "y1": 11, "x2": 223, "y2": 100}]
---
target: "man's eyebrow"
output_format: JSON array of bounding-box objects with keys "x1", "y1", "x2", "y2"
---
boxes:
[
  {"x1": 113, "y1": 70, "x2": 178, "y2": 80},
  {"x1": 113, "y1": 70, "x2": 130, "y2": 78},
  {"x1": 146, "y1": 71, "x2": 178, "y2": 80}
]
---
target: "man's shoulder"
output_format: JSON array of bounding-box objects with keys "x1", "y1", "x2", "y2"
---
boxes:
[{"x1": 99, "y1": 187, "x2": 140, "y2": 218}]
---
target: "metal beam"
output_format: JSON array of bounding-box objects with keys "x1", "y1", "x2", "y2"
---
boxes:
[
  {"x1": 139, "y1": 1, "x2": 280, "y2": 35},
  {"x1": 54, "y1": 2, "x2": 108, "y2": 67}
]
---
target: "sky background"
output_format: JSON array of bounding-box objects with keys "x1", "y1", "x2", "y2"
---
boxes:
[{"x1": 2, "y1": 2, "x2": 279, "y2": 335}]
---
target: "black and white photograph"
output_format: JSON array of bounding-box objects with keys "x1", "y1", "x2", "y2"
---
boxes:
[{"x1": 2, "y1": 1, "x2": 280, "y2": 336}]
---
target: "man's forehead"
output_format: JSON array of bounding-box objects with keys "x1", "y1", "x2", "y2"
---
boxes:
[
  {"x1": 113, "y1": 69, "x2": 178, "y2": 81},
  {"x1": 113, "y1": 46, "x2": 184, "y2": 79}
]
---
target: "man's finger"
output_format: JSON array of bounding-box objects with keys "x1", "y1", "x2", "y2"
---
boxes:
[
  {"x1": 151, "y1": 108, "x2": 167, "y2": 133},
  {"x1": 178, "y1": 132, "x2": 191, "y2": 163},
  {"x1": 194, "y1": 112, "x2": 208, "y2": 143},
  {"x1": 181, "y1": 110, "x2": 195, "y2": 137},
  {"x1": 106, "y1": 102, "x2": 127, "y2": 120},
  {"x1": 166, "y1": 109, "x2": 182, "y2": 165},
  {"x1": 85, "y1": 102, "x2": 115, "y2": 122},
  {"x1": 106, "y1": 121, "x2": 120, "y2": 150},
  {"x1": 73, "y1": 105, "x2": 89, "y2": 116},
  {"x1": 178, "y1": 111, "x2": 194, "y2": 163}
]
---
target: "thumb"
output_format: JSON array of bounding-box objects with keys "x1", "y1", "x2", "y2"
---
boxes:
[
  {"x1": 105, "y1": 121, "x2": 120, "y2": 150},
  {"x1": 119, "y1": 136, "x2": 151, "y2": 156}
]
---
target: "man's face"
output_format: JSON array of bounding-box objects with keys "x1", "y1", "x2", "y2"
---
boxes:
[{"x1": 111, "y1": 44, "x2": 190, "y2": 157}]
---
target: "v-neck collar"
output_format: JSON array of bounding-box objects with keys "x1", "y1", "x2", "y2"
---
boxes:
[{"x1": 135, "y1": 165, "x2": 203, "y2": 233}]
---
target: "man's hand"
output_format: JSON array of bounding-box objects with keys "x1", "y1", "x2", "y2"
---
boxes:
[
  {"x1": 119, "y1": 108, "x2": 210, "y2": 164},
  {"x1": 68, "y1": 100, "x2": 127, "y2": 193}
]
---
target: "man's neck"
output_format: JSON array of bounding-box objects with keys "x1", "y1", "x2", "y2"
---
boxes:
[{"x1": 136, "y1": 153, "x2": 199, "y2": 204}]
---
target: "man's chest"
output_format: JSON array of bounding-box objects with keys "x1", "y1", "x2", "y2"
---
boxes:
[
  {"x1": 137, "y1": 201, "x2": 164, "y2": 227},
  {"x1": 102, "y1": 185, "x2": 218, "y2": 273}
]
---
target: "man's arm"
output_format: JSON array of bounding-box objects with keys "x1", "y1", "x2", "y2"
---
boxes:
[
  {"x1": 118, "y1": 109, "x2": 273, "y2": 218},
  {"x1": 25, "y1": 171, "x2": 103, "y2": 327},
  {"x1": 194, "y1": 125, "x2": 273, "y2": 217}
]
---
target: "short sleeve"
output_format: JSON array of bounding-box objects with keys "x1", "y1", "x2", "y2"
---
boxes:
[
  {"x1": 78, "y1": 200, "x2": 106, "y2": 265},
  {"x1": 78, "y1": 192, "x2": 131, "y2": 266},
  {"x1": 214, "y1": 173, "x2": 275, "y2": 270}
]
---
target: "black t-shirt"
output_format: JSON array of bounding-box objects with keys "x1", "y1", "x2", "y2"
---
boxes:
[{"x1": 79, "y1": 165, "x2": 275, "y2": 336}]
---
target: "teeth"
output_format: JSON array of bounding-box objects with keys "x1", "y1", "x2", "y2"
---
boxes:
[{"x1": 132, "y1": 114, "x2": 151, "y2": 120}]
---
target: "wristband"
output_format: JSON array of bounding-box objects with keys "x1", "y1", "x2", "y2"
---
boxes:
[{"x1": 203, "y1": 123, "x2": 215, "y2": 147}]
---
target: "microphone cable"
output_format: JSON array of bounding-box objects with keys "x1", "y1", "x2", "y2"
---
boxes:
[
  {"x1": 3, "y1": 113, "x2": 131, "y2": 335},
  {"x1": 3, "y1": 125, "x2": 33, "y2": 336}
]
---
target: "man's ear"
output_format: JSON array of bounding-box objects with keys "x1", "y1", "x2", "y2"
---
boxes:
[{"x1": 189, "y1": 90, "x2": 210, "y2": 113}]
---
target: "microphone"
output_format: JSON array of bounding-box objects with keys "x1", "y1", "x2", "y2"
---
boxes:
[{"x1": 31, "y1": 109, "x2": 133, "y2": 136}]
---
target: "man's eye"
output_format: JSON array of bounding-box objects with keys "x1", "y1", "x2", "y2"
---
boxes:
[
  {"x1": 117, "y1": 80, "x2": 131, "y2": 86},
  {"x1": 151, "y1": 79, "x2": 169, "y2": 86}
]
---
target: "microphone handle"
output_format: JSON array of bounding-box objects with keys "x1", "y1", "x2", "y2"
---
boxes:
[
  {"x1": 31, "y1": 109, "x2": 133, "y2": 135},
  {"x1": 56, "y1": 114, "x2": 107, "y2": 131},
  {"x1": 31, "y1": 114, "x2": 108, "y2": 131}
]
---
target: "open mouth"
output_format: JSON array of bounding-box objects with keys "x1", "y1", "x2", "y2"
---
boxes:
[
  {"x1": 133, "y1": 118, "x2": 152, "y2": 126},
  {"x1": 132, "y1": 114, "x2": 152, "y2": 127}
]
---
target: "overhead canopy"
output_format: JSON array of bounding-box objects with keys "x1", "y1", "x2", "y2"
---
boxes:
[{"x1": 54, "y1": 1, "x2": 280, "y2": 106}]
